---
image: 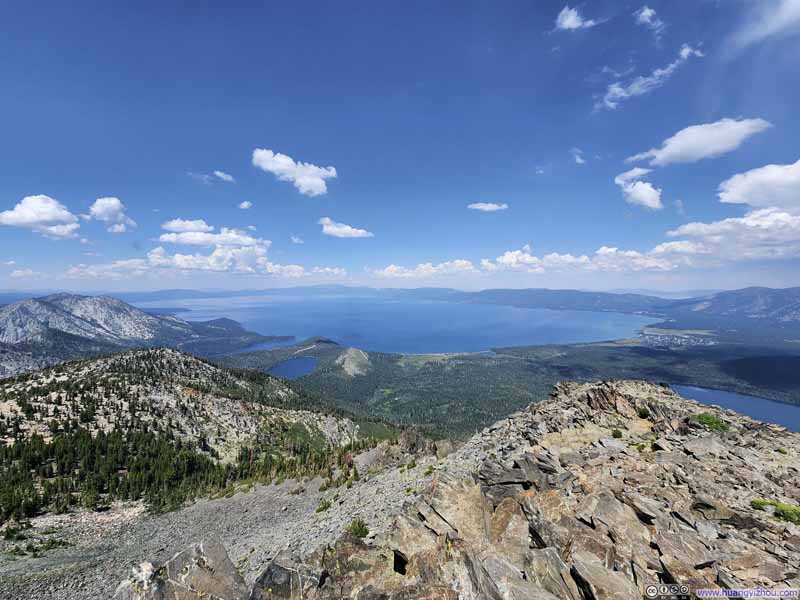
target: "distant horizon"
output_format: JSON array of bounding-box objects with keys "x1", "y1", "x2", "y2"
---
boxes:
[{"x1": 4, "y1": 283, "x2": 798, "y2": 301}]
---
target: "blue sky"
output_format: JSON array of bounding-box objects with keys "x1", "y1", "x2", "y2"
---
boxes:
[{"x1": 1, "y1": 0, "x2": 799, "y2": 291}]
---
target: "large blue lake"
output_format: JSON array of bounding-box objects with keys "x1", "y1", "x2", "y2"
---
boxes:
[
  {"x1": 136, "y1": 294, "x2": 657, "y2": 354},
  {"x1": 672, "y1": 385, "x2": 799, "y2": 432}
]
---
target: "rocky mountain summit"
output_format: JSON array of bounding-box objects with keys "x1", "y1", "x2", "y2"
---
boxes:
[
  {"x1": 0, "y1": 294, "x2": 194, "y2": 346},
  {"x1": 114, "y1": 380, "x2": 800, "y2": 599}
]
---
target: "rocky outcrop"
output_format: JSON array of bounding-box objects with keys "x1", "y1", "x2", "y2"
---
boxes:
[
  {"x1": 335, "y1": 347, "x2": 371, "y2": 377},
  {"x1": 113, "y1": 538, "x2": 249, "y2": 600},
  {"x1": 114, "y1": 380, "x2": 800, "y2": 598}
]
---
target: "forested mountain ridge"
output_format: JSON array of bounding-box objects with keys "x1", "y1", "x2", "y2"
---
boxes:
[{"x1": 0, "y1": 348, "x2": 373, "y2": 521}]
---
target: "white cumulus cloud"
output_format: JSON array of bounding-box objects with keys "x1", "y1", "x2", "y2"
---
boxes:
[
  {"x1": 161, "y1": 218, "x2": 214, "y2": 233},
  {"x1": 373, "y1": 259, "x2": 476, "y2": 279},
  {"x1": 159, "y1": 228, "x2": 265, "y2": 247},
  {"x1": 667, "y1": 208, "x2": 800, "y2": 262},
  {"x1": 319, "y1": 217, "x2": 374, "y2": 238},
  {"x1": 483, "y1": 245, "x2": 676, "y2": 274},
  {"x1": 468, "y1": 202, "x2": 509, "y2": 212},
  {"x1": 627, "y1": 118, "x2": 772, "y2": 166},
  {"x1": 291, "y1": 235, "x2": 304, "y2": 244},
  {"x1": 717, "y1": 158, "x2": 800, "y2": 213},
  {"x1": 64, "y1": 246, "x2": 345, "y2": 281},
  {"x1": 252, "y1": 148, "x2": 337, "y2": 196},
  {"x1": 0, "y1": 194, "x2": 80, "y2": 239},
  {"x1": 614, "y1": 168, "x2": 663, "y2": 210},
  {"x1": 238, "y1": 201, "x2": 253, "y2": 209},
  {"x1": 88, "y1": 197, "x2": 137, "y2": 233}
]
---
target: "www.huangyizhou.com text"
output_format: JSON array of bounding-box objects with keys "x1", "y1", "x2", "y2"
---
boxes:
[{"x1": 694, "y1": 589, "x2": 799, "y2": 598}]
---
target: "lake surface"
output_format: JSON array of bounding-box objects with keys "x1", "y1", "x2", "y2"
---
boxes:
[
  {"x1": 136, "y1": 294, "x2": 656, "y2": 354},
  {"x1": 672, "y1": 385, "x2": 800, "y2": 432},
  {"x1": 268, "y1": 357, "x2": 318, "y2": 379}
]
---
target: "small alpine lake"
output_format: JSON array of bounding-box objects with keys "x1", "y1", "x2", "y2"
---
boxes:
[{"x1": 267, "y1": 357, "x2": 318, "y2": 379}]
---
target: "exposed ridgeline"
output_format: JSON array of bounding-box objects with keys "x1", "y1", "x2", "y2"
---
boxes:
[
  {"x1": 117, "y1": 381, "x2": 800, "y2": 599},
  {"x1": 0, "y1": 293, "x2": 269, "y2": 377},
  {"x1": 0, "y1": 349, "x2": 366, "y2": 520}
]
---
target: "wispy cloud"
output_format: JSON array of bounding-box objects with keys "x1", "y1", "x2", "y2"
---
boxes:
[
  {"x1": 634, "y1": 6, "x2": 666, "y2": 40},
  {"x1": 468, "y1": 202, "x2": 509, "y2": 212},
  {"x1": 188, "y1": 170, "x2": 236, "y2": 185},
  {"x1": 238, "y1": 201, "x2": 253, "y2": 209},
  {"x1": 187, "y1": 172, "x2": 214, "y2": 185},
  {"x1": 730, "y1": 0, "x2": 800, "y2": 49},
  {"x1": 597, "y1": 44, "x2": 704, "y2": 110},
  {"x1": 291, "y1": 235, "x2": 304, "y2": 244},
  {"x1": 555, "y1": 5, "x2": 599, "y2": 31},
  {"x1": 9, "y1": 268, "x2": 45, "y2": 279},
  {"x1": 571, "y1": 148, "x2": 586, "y2": 165},
  {"x1": 214, "y1": 170, "x2": 235, "y2": 183}
]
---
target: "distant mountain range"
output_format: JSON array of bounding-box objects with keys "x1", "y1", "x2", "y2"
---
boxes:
[
  {"x1": 0, "y1": 293, "x2": 271, "y2": 377},
  {"x1": 4, "y1": 284, "x2": 799, "y2": 318},
  {"x1": 2, "y1": 286, "x2": 800, "y2": 378}
]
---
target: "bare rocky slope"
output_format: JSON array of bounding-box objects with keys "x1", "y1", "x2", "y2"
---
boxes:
[{"x1": 108, "y1": 380, "x2": 800, "y2": 599}]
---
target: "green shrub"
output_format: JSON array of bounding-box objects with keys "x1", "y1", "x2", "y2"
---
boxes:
[
  {"x1": 346, "y1": 518, "x2": 369, "y2": 538},
  {"x1": 637, "y1": 407, "x2": 650, "y2": 419},
  {"x1": 424, "y1": 465, "x2": 434, "y2": 476},
  {"x1": 316, "y1": 499, "x2": 331, "y2": 513},
  {"x1": 2, "y1": 527, "x2": 25, "y2": 541},
  {"x1": 693, "y1": 413, "x2": 729, "y2": 432},
  {"x1": 611, "y1": 429, "x2": 623, "y2": 439},
  {"x1": 751, "y1": 498, "x2": 800, "y2": 524}
]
